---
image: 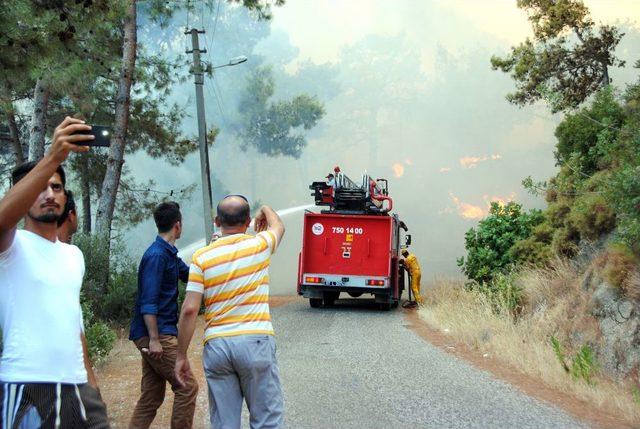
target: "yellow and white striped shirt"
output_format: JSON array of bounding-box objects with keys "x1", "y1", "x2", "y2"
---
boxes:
[{"x1": 186, "y1": 231, "x2": 278, "y2": 343}]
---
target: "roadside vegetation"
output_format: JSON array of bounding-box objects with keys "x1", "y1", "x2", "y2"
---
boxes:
[
  {"x1": 420, "y1": 268, "x2": 640, "y2": 423},
  {"x1": 422, "y1": 1, "x2": 640, "y2": 425}
]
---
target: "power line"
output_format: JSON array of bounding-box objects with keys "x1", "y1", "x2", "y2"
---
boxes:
[
  {"x1": 212, "y1": 76, "x2": 229, "y2": 122},
  {"x1": 211, "y1": 0, "x2": 222, "y2": 42}
]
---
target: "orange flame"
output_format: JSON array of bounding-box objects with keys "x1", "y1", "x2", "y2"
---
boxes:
[
  {"x1": 392, "y1": 163, "x2": 405, "y2": 178},
  {"x1": 449, "y1": 193, "x2": 486, "y2": 219},
  {"x1": 459, "y1": 154, "x2": 502, "y2": 169}
]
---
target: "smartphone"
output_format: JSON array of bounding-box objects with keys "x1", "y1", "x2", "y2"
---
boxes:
[{"x1": 72, "y1": 125, "x2": 112, "y2": 147}]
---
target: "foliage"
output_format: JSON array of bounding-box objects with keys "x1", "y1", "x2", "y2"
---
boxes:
[
  {"x1": 81, "y1": 294, "x2": 117, "y2": 363},
  {"x1": 551, "y1": 336, "x2": 599, "y2": 385},
  {"x1": 509, "y1": 80, "x2": 640, "y2": 270},
  {"x1": 566, "y1": 193, "x2": 616, "y2": 241},
  {"x1": 75, "y1": 234, "x2": 138, "y2": 322},
  {"x1": 85, "y1": 321, "x2": 117, "y2": 364},
  {"x1": 554, "y1": 87, "x2": 625, "y2": 176},
  {"x1": 571, "y1": 345, "x2": 599, "y2": 384},
  {"x1": 458, "y1": 202, "x2": 544, "y2": 285},
  {"x1": 607, "y1": 164, "x2": 640, "y2": 253},
  {"x1": 551, "y1": 225, "x2": 580, "y2": 258},
  {"x1": 491, "y1": 0, "x2": 625, "y2": 112},
  {"x1": 598, "y1": 243, "x2": 638, "y2": 291},
  {"x1": 509, "y1": 233, "x2": 553, "y2": 267},
  {"x1": 486, "y1": 272, "x2": 523, "y2": 314},
  {"x1": 237, "y1": 66, "x2": 325, "y2": 158}
]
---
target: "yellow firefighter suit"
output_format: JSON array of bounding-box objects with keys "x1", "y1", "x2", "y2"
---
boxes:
[{"x1": 403, "y1": 253, "x2": 424, "y2": 305}]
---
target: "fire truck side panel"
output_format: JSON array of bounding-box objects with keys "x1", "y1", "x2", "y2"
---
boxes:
[{"x1": 299, "y1": 213, "x2": 393, "y2": 288}]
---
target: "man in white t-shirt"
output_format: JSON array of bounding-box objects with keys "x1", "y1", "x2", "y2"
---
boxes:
[{"x1": 0, "y1": 117, "x2": 109, "y2": 428}]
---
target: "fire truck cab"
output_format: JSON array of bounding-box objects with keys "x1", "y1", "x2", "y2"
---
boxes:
[{"x1": 297, "y1": 167, "x2": 411, "y2": 310}]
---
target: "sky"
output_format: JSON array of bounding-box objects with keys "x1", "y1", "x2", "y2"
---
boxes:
[{"x1": 127, "y1": 0, "x2": 640, "y2": 292}]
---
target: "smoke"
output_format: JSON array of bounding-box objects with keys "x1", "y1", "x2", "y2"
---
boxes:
[{"x1": 123, "y1": 1, "x2": 640, "y2": 282}]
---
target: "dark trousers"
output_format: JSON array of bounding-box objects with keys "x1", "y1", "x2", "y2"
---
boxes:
[
  {"x1": 129, "y1": 335, "x2": 198, "y2": 429},
  {"x1": 0, "y1": 382, "x2": 109, "y2": 429}
]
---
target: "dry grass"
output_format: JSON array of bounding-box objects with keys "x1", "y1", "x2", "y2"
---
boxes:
[{"x1": 420, "y1": 266, "x2": 640, "y2": 425}]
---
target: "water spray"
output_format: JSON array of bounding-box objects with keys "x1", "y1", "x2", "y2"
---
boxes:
[{"x1": 177, "y1": 203, "x2": 314, "y2": 262}]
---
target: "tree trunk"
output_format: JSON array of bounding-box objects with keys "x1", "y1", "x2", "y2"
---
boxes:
[
  {"x1": 6, "y1": 108, "x2": 24, "y2": 165},
  {"x1": 80, "y1": 155, "x2": 92, "y2": 234},
  {"x1": 601, "y1": 64, "x2": 610, "y2": 87},
  {"x1": 28, "y1": 78, "x2": 50, "y2": 161},
  {"x1": 95, "y1": 0, "x2": 137, "y2": 240}
]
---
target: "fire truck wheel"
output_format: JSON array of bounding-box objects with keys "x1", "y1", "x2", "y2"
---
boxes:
[
  {"x1": 323, "y1": 291, "x2": 340, "y2": 306},
  {"x1": 309, "y1": 298, "x2": 322, "y2": 308},
  {"x1": 377, "y1": 302, "x2": 392, "y2": 311}
]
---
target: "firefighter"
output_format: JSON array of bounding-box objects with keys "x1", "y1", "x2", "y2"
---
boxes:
[
  {"x1": 326, "y1": 173, "x2": 336, "y2": 189},
  {"x1": 401, "y1": 249, "x2": 424, "y2": 305}
]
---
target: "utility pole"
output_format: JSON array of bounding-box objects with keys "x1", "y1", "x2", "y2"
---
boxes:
[{"x1": 186, "y1": 28, "x2": 214, "y2": 242}]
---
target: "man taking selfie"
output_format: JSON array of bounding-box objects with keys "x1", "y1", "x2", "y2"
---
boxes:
[
  {"x1": 0, "y1": 117, "x2": 109, "y2": 428},
  {"x1": 175, "y1": 195, "x2": 285, "y2": 429}
]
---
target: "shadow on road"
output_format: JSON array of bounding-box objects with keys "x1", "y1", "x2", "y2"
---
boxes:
[{"x1": 301, "y1": 297, "x2": 409, "y2": 313}]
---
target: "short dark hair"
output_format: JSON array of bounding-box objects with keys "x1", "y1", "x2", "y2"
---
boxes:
[
  {"x1": 58, "y1": 190, "x2": 76, "y2": 226},
  {"x1": 12, "y1": 161, "x2": 66, "y2": 188},
  {"x1": 153, "y1": 201, "x2": 182, "y2": 233},
  {"x1": 217, "y1": 197, "x2": 250, "y2": 227}
]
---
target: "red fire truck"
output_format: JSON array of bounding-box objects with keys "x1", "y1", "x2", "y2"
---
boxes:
[{"x1": 297, "y1": 167, "x2": 411, "y2": 310}]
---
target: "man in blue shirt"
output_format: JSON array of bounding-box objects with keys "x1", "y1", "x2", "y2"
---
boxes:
[{"x1": 129, "y1": 202, "x2": 198, "y2": 429}]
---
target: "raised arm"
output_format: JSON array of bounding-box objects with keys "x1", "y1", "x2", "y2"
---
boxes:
[
  {"x1": 253, "y1": 205, "x2": 285, "y2": 245},
  {"x1": 0, "y1": 117, "x2": 92, "y2": 252}
]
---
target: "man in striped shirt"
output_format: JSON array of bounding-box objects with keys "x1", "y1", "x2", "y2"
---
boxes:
[{"x1": 175, "y1": 195, "x2": 285, "y2": 429}]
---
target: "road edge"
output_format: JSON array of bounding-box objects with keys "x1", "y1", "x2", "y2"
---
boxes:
[{"x1": 403, "y1": 308, "x2": 634, "y2": 429}]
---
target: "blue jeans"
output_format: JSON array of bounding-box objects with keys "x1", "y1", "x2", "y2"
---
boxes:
[{"x1": 203, "y1": 335, "x2": 283, "y2": 429}]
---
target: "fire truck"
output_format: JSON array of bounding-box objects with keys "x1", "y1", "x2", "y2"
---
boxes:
[{"x1": 297, "y1": 167, "x2": 411, "y2": 310}]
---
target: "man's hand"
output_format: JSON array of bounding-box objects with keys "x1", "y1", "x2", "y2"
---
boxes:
[
  {"x1": 175, "y1": 355, "x2": 193, "y2": 388},
  {"x1": 48, "y1": 116, "x2": 94, "y2": 163},
  {"x1": 253, "y1": 207, "x2": 268, "y2": 233},
  {"x1": 252, "y1": 205, "x2": 285, "y2": 246},
  {"x1": 144, "y1": 338, "x2": 163, "y2": 360}
]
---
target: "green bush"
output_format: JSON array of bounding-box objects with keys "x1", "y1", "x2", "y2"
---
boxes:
[
  {"x1": 74, "y1": 234, "x2": 136, "y2": 361},
  {"x1": 551, "y1": 226, "x2": 580, "y2": 258},
  {"x1": 546, "y1": 201, "x2": 571, "y2": 228},
  {"x1": 100, "y1": 268, "x2": 137, "y2": 324},
  {"x1": 567, "y1": 193, "x2": 616, "y2": 241},
  {"x1": 509, "y1": 236, "x2": 553, "y2": 267},
  {"x1": 458, "y1": 201, "x2": 544, "y2": 285},
  {"x1": 554, "y1": 87, "x2": 625, "y2": 176},
  {"x1": 551, "y1": 336, "x2": 599, "y2": 385},
  {"x1": 75, "y1": 234, "x2": 138, "y2": 324},
  {"x1": 487, "y1": 272, "x2": 522, "y2": 314},
  {"x1": 600, "y1": 243, "x2": 638, "y2": 290},
  {"x1": 81, "y1": 292, "x2": 117, "y2": 363},
  {"x1": 85, "y1": 321, "x2": 117, "y2": 364},
  {"x1": 607, "y1": 164, "x2": 640, "y2": 253}
]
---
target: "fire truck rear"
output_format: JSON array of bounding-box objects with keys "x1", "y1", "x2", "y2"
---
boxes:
[{"x1": 297, "y1": 167, "x2": 411, "y2": 310}]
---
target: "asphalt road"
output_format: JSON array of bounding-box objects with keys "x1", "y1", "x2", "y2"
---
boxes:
[{"x1": 247, "y1": 298, "x2": 588, "y2": 429}]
